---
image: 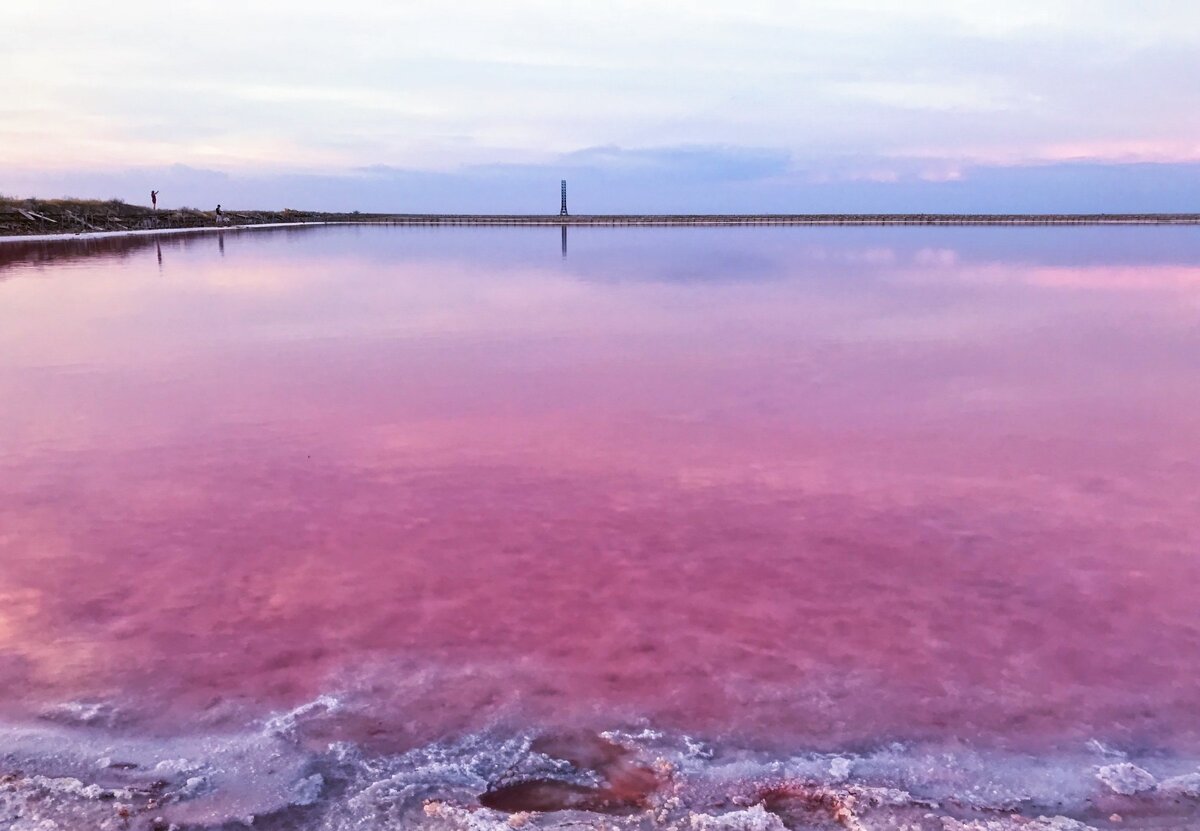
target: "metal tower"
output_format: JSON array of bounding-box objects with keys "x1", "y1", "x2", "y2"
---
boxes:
[{"x1": 560, "y1": 180, "x2": 568, "y2": 216}]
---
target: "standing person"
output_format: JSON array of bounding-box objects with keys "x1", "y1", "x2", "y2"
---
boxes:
[
  {"x1": 215, "y1": 204, "x2": 223, "y2": 223},
  {"x1": 150, "y1": 190, "x2": 158, "y2": 211}
]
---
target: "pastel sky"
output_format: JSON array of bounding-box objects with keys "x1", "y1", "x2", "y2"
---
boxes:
[{"x1": 3, "y1": 1, "x2": 1200, "y2": 212}]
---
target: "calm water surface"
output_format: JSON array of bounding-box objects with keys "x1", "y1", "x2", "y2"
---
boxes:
[{"x1": 1, "y1": 226, "x2": 1198, "y2": 829}]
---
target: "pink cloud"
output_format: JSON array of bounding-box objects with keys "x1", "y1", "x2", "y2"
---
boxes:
[{"x1": 902, "y1": 139, "x2": 1200, "y2": 167}]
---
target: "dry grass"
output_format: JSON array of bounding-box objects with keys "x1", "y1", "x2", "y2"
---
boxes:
[{"x1": 0, "y1": 196, "x2": 380, "y2": 236}]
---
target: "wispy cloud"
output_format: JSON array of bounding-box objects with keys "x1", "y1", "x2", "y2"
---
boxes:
[
  {"x1": 5, "y1": 149, "x2": 1200, "y2": 214},
  {"x1": 3, "y1": 1, "x2": 1199, "y2": 206}
]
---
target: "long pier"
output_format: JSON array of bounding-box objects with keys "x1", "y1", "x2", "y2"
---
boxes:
[{"x1": 377, "y1": 213, "x2": 1200, "y2": 226}]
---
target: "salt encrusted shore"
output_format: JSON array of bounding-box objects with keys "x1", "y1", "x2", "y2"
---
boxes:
[{"x1": 0, "y1": 221, "x2": 330, "y2": 244}]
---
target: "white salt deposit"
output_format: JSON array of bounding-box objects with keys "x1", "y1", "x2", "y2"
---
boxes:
[
  {"x1": 2, "y1": 695, "x2": 1200, "y2": 829},
  {"x1": 1094, "y1": 762, "x2": 1157, "y2": 795}
]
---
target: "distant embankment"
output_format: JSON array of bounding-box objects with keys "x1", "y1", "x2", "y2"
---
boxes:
[
  {"x1": 4, "y1": 198, "x2": 1200, "y2": 237},
  {"x1": 384, "y1": 213, "x2": 1200, "y2": 226}
]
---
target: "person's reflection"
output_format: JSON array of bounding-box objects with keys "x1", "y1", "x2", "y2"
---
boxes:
[
  {"x1": 156, "y1": 241, "x2": 163, "y2": 272},
  {"x1": 218, "y1": 233, "x2": 225, "y2": 257}
]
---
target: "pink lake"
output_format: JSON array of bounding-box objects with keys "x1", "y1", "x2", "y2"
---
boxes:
[{"x1": 1, "y1": 225, "x2": 1199, "y2": 829}]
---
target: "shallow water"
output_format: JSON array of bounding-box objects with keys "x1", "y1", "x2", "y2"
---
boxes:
[{"x1": 1, "y1": 226, "x2": 1198, "y2": 829}]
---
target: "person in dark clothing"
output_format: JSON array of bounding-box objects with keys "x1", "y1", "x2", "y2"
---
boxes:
[{"x1": 151, "y1": 190, "x2": 158, "y2": 211}]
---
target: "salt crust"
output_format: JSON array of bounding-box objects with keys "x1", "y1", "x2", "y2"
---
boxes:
[{"x1": 3, "y1": 695, "x2": 1200, "y2": 829}]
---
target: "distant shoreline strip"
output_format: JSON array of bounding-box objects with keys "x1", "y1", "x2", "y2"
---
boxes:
[
  {"x1": 378, "y1": 214, "x2": 1200, "y2": 226},
  {"x1": 4, "y1": 214, "x2": 1200, "y2": 244}
]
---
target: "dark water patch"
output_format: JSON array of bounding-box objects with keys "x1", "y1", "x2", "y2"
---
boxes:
[{"x1": 481, "y1": 733, "x2": 662, "y2": 814}]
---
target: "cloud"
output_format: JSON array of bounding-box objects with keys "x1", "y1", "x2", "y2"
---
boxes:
[
  {"x1": 4, "y1": 150, "x2": 1200, "y2": 214},
  {"x1": 562, "y1": 145, "x2": 792, "y2": 181},
  {"x1": 3, "y1": 1, "x2": 1200, "y2": 180}
]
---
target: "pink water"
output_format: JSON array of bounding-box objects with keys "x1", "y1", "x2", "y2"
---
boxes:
[{"x1": 1, "y1": 226, "x2": 1199, "y2": 829}]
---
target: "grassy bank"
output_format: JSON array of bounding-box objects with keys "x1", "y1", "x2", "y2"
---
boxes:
[{"x1": 0, "y1": 197, "x2": 375, "y2": 236}]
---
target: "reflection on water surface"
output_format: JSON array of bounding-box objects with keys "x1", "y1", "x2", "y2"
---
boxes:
[{"x1": 1, "y1": 225, "x2": 1199, "y2": 828}]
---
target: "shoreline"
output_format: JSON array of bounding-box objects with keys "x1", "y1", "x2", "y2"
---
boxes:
[
  {"x1": 0, "y1": 221, "x2": 331, "y2": 244},
  {"x1": 4, "y1": 709, "x2": 1200, "y2": 830},
  {"x1": 3, "y1": 213, "x2": 1200, "y2": 243}
]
